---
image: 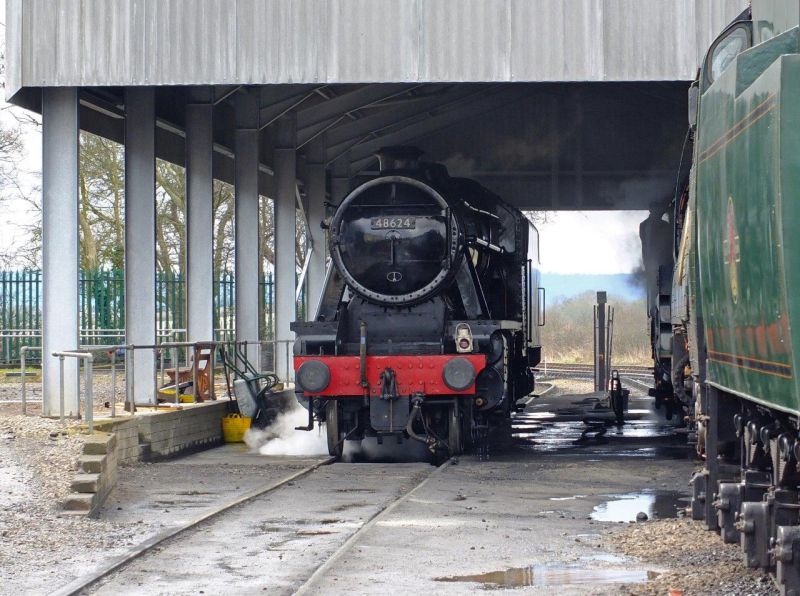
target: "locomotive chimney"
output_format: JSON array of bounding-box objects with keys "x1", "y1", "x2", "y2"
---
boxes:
[{"x1": 376, "y1": 146, "x2": 423, "y2": 172}]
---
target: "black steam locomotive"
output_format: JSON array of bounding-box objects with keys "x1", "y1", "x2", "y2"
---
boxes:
[{"x1": 292, "y1": 148, "x2": 543, "y2": 459}]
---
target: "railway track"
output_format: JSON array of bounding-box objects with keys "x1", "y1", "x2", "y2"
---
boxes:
[
  {"x1": 50, "y1": 458, "x2": 336, "y2": 596},
  {"x1": 535, "y1": 363, "x2": 653, "y2": 379},
  {"x1": 52, "y1": 457, "x2": 445, "y2": 596},
  {"x1": 293, "y1": 459, "x2": 451, "y2": 594}
]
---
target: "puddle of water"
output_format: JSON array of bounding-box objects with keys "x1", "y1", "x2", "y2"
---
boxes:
[
  {"x1": 434, "y1": 565, "x2": 650, "y2": 587},
  {"x1": 550, "y1": 495, "x2": 586, "y2": 501},
  {"x1": 590, "y1": 491, "x2": 686, "y2": 522},
  {"x1": 524, "y1": 412, "x2": 557, "y2": 420}
]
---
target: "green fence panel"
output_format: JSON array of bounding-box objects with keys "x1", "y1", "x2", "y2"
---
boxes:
[{"x1": 0, "y1": 268, "x2": 292, "y2": 364}]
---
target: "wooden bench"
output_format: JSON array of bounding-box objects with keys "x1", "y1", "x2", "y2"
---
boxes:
[{"x1": 161, "y1": 344, "x2": 214, "y2": 402}]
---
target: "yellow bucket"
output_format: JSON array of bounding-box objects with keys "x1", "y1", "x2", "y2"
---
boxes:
[{"x1": 222, "y1": 414, "x2": 252, "y2": 443}]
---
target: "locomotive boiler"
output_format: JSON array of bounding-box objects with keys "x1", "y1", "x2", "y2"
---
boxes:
[{"x1": 291, "y1": 148, "x2": 543, "y2": 460}]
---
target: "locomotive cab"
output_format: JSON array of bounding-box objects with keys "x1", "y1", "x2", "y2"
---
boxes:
[{"x1": 291, "y1": 147, "x2": 542, "y2": 460}]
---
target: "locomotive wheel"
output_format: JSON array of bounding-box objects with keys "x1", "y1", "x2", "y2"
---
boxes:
[
  {"x1": 325, "y1": 401, "x2": 343, "y2": 458},
  {"x1": 448, "y1": 401, "x2": 463, "y2": 456}
]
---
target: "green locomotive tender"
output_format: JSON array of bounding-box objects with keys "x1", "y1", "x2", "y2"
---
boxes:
[{"x1": 670, "y1": 1, "x2": 800, "y2": 592}]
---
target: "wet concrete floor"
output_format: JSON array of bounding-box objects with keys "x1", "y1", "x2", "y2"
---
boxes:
[{"x1": 87, "y1": 381, "x2": 698, "y2": 595}]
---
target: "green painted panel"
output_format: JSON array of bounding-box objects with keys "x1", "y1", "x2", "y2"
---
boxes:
[
  {"x1": 697, "y1": 52, "x2": 796, "y2": 411},
  {"x1": 779, "y1": 55, "x2": 800, "y2": 410}
]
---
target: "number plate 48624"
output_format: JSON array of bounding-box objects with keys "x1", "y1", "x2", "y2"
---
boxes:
[{"x1": 370, "y1": 217, "x2": 416, "y2": 230}]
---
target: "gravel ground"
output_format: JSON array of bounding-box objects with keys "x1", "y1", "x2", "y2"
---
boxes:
[
  {"x1": 0, "y1": 376, "x2": 41, "y2": 402},
  {"x1": 546, "y1": 377, "x2": 597, "y2": 396},
  {"x1": 0, "y1": 403, "x2": 155, "y2": 596},
  {"x1": 609, "y1": 518, "x2": 778, "y2": 595}
]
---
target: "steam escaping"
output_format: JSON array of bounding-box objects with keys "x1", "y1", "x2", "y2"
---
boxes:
[{"x1": 244, "y1": 404, "x2": 328, "y2": 456}]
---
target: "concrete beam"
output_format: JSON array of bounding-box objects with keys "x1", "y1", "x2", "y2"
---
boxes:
[
  {"x1": 185, "y1": 87, "x2": 215, "y2": 343},
  {"x1": 297, "y1": 84, "x2": 420, "y2": 130},
  {"x1": 124, "y1": 87, "x2": 157, "y2": 405},
  {"x1": 304, "y1": 138, "x2": 327, "y2": 319},
  {"x1": 273, "y1": 114, "x2": 297, "y2": 381},
  {"x1": 297, "y1": 117, "x2": 341, "y2": 150},
  {"x1": 41, "y1": 87, "x2": 80, "y2": 417},
  {"x1": 323, "y1": 86, "x2": 487, "y2": 160},
  {"x1": 234, "y1": 91, "x2": 261, "y2": 366},
  {"x1": 259, "y1": 85, "x2": 321, "y2": 131}
]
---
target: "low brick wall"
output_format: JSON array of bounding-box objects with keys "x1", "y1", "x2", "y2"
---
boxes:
[
  {"x1": 63, "y1": 401, "x2": 230, "y2": 516},
  {"x1": 63, "y1": 432, "x2": 118, "y2": 515},
  {"x1": 137, "y1": 401, "x2": 228, "y2": 460},
  {"x1": 101, "y1": 418, "x2": 140, "y2": 464}
]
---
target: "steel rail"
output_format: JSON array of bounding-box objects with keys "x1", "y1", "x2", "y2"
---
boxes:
[
  {"x1": 540, "y1": 372, "x2": 652, "y2": 381},
  {"x1": 534, "y1": 363, "x2": 652, "y2": 373},
  {"x1": 294, "y1": 459, "x2": 453, "y2": 595},
  {"x1": 49, "y1": 457, "x2": 335, "y2": 596},
  {"x1": 520, "y1": 382, "x2": 554, "y2": 405},
  {"x1": 621, "y1": 376, "x2": 654, "y2": 391}
]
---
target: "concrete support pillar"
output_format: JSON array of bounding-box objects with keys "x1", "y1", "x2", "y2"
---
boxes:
[
  {"x1": 185, "y1": 88, "x2": 215, "y2": 343},
  {"x1": 273, "y1": 114, "x2": 297, "y2": 381},
  {"x1": 305, "y1": 138, "x2": 327, "y2": 319},
  {"x1": 41, "y1": 88, "x2": 80, "y2": 417},
  {"x1": 124, "y1": 87, "x2": 157, "y2": 405},
  {"x1": 234, "y1": 92, "x2": 261, "y2": 366}
]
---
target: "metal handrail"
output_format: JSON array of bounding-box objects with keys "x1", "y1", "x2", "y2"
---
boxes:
[
  {"x1": 40, "y1": 338, "x2": 295, "y2": 419},
  {"x1": 75, "y1": 344, "x2": 127, "y2": 417},
  {"x1": 51, "y1": 350, "x2": 95, "y2": 433}
]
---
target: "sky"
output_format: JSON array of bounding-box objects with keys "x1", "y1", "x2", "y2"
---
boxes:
[{"x1": 535, "y1": 210, "x2": 646, "y2": 275}]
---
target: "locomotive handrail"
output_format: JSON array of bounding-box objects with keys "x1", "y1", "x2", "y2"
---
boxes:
[{"x1": 538, "y1": 287, "x2": 546, "y2": 326}]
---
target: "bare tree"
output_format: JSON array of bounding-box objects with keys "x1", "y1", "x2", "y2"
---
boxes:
[{"x1": 78, "y1": 133, "x2": 125, "y2": 269}]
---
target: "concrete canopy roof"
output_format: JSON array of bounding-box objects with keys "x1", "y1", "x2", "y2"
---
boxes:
[
  {"x1": 6, "y1": 0, "x2": 747, "y2": 97},
  {"x1": 5, "y1": 0, "x2": 748, "y2": 211}
]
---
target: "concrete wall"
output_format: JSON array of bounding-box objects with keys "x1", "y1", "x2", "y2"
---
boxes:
[{"x1": 6, "y1": 0, "x2": 748, "y2": 98}]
